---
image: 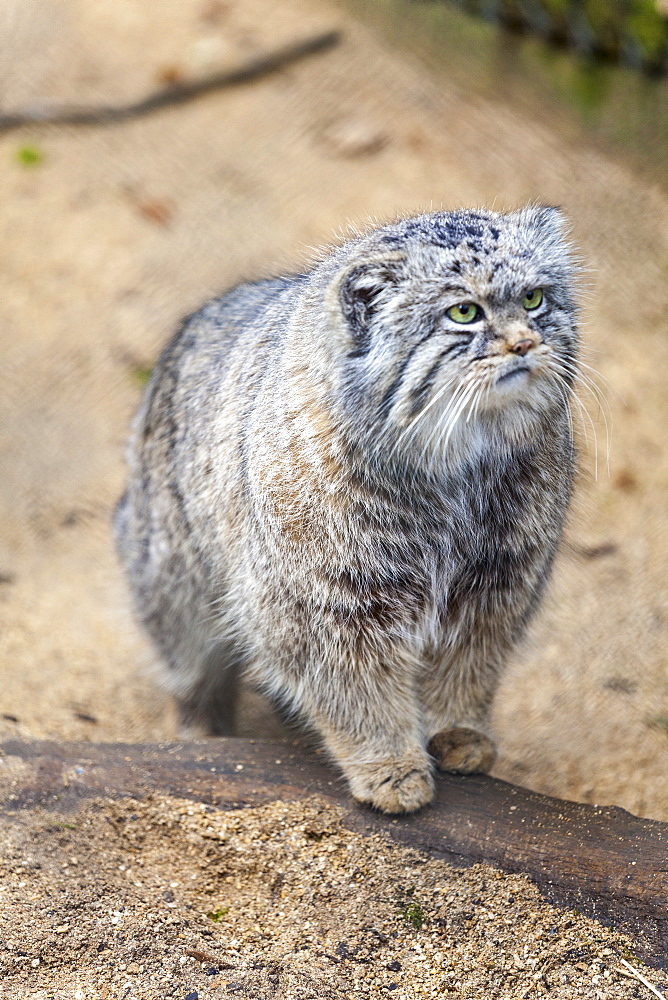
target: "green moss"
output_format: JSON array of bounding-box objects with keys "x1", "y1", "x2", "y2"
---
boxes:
[
  {"x1": 393, "y1": 885, "x2": 426, "y2": 929},
  {"x1": 16, "y1": 145, "x2": 44, "y2": 167},
  {"x1": 132, "y1": 365, "x2": 153, "y2": 387},
  {"x1": 620, "y1": 945, "x2": 645, "y2": 965},
  {"x1": 402, "y1": 901, "x2": 425, "y2": 929},
  {"x1": 206, "y1": 906, "x2": 230, "y2": 922}
]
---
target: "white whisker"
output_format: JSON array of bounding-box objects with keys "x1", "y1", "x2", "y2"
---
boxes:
[
  {"x1": 440, "y1": 379, "x2": 480, "y2": 453},
  {"x1": 465, "y1": 380, "x2": 485, "y2": 424},
  {"x1": 550, "y1": 369, "x2": 599, "y2": 478},
  {"x1": 558, "y1": 359, "x2": 613, "y2": 449},
  {"x1": 393, "y1": 373, "x2": 461, "y2": 454},
  {"x1": 393, "y1": 370, "x2": 470, "y2": 463},
  {"x1": 419, "y1": 378, "x2": 471, "y2": 458},
  {"x1": 547, "y1": 375, "x2": 575, "y2": 462},
  {"x1": 550, "y1": 356, "x2": 611, "y2": 475}
]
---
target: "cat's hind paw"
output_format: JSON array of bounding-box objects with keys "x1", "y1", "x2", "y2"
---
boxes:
[{"x1": 428, "y1": 727, "x2": 496, "y2": 774}]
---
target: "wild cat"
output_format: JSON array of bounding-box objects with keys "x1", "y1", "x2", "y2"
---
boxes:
[{"x1": 115, "y1": 206, "x2": 579, "y2": 813}]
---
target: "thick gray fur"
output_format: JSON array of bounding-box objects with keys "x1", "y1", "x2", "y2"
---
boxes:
[{"x1": 115, "y1": 206, "x2": 579, "y2": 813}]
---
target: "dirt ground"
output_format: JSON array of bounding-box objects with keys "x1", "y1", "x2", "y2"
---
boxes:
[
  {"x1": 3, "y1": 793, "x2": 667, "y2": 1000},
  {"x1": 1, "y1": 1, "x2": 668, "y2": 995}
]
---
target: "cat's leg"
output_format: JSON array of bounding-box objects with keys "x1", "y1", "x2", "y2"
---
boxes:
[
  {"x1": 427, "y1": 725, "x2": 497, "y2": 774},
  {"x1": 174, "y1": 651, "x2": 241, "y2": 737},
  {"x1": 267, "y1": 638, "x2": 434, "y2": 814},
  {"x1": 115, "y1": 489, "x2": 242, "y2": 737},
  {"x1": 132, "y1": 573, "x2": 242, "y2": 737},
  {"x1": 420, "y1": 647, "x2": 501, "y2": 775},
  {"x1": 315, "y1": 709, "x2": 434, "y2": 815}
]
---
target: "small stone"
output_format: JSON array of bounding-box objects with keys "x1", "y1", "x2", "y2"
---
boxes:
[
  {"x1": 185, "y1": 36, "x2": 230, "y2": 74},
  {"x1": 320, "y1": 118, "x2": 387, "y2": 158}
]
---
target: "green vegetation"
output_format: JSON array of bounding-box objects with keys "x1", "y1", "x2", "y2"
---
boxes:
[
  {"x1": 206, "y1": 906, "x2": 230, "y2": 922},
  {"x1": 132, "y1": 365, "x2": 153, "y2": 387},
  {"x1": 393, "y1": 885, "x2": 426, "y2": 929},
  {"x1": 444, "y1": 0, "x2": 667, "y2": 71},
  {"x1": 402, "y1": 901, "x2": 426, "y2": 929},
  {"x1": 349, "y1": 0, "x2": 668, "y2": 188},
  {"x1": 16, "y1": 144, "x2": 44, "y2": 167}
]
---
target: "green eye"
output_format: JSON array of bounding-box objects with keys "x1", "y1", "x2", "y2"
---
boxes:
[
  {"x1": 446, "y1": 302, "x2": 480, "y2": 324},
  {"x1": 522, "y1": 288, "x2": 543, "y2": 311}
]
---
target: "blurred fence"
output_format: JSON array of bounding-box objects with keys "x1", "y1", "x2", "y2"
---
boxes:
[
  {"x1": 438, "y1": 0, "x2": 668, "y2": 73},
  {"x1": 351, "y1": 0, "x2": 668, "y2": 188}
]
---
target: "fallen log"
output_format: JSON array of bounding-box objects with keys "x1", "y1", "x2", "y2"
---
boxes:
[{"x1": 1, "y1": 737, "x2": 665, "y2": 967}]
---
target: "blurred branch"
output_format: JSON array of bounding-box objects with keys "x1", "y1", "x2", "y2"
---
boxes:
[{"x1": 0, "y1": 30, "x2": 341, "y2": 134}]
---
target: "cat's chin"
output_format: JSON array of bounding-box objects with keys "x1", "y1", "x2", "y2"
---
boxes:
[
  {"x1": 480, "y1": 368, "x2": 557, "y2": 419},
  {"x1": 417, "y1": 408, "x2": 548, "y2": 472},
  {"x1": 399, "y1": 384, "x2": 555, "y2": 469},
  {"x1": 490, "y1": 363, "x2": 541, "y2": 401},
  {"x1": 495, "y1": 365, "x2": 531, "y2": 388}
]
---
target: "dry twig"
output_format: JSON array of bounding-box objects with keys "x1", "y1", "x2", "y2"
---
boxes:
[
  {"x1": 615, "y1": 958, "x2": 666, "y2": 999},
  {"x1": 0, "y1": 30, "x2": 340, "y2": 134}
]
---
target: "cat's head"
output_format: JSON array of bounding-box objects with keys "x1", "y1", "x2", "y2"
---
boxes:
[{"x1": 326, "y1": 206, "x2": 579, "y2": 466}]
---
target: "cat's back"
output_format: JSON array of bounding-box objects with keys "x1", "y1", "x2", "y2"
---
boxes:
[
  {"x1": 133, "y1": 275, "x2": 304, "y2": 454},
  {"x1": 151, "y1": 275, "x2": 298, "y2": 388},
  {"x1": 116, "y1": 275, "x2": 302, "y2": 563}
]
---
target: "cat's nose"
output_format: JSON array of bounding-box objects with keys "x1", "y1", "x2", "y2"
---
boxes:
[{"x1": 509, "y1": 338, "x2": 535, "y2": 356}]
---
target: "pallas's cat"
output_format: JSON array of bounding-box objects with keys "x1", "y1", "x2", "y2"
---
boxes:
[{"x1": 116, "y1": 207, "x2": 578, "y2": 813}]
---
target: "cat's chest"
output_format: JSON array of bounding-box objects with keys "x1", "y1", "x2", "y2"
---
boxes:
[
  {"x1": 419, "y1": 458, "x2": 562, "y2": 608},
  {"x1": 443, "y1": 447, "x2": 562, "y2": 547}
]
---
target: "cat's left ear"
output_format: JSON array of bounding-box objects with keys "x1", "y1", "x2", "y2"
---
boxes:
[
  {"x1": 533, "y1": 206, "x2": 580, "y2": 277},
  {"x1": 328, "y1": 252, "x2": 405, "y2": 355},
  {"x1": 534, "y1": 205, "x2": 569, "y2": 238}
]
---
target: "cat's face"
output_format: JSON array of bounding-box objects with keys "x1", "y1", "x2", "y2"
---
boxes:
[{"x1": 334, "y1": 207, "x2": 579, "y2": 462}]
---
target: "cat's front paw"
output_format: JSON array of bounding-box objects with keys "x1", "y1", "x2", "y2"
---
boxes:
[
  {"x1": 347, "y1": 755, "x2": 435, "y2": 814},
  {"x1": 428, "y1": 727, "x2": 496, "y2": 774}
]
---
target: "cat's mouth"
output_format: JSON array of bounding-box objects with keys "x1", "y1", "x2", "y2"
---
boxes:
[{"x1": 496, "y1": 364, "x2": 531, "y2": 384}]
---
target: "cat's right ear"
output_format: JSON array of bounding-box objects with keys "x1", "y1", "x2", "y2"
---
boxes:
[{"x1": 328, "y1": 253, "x2": 405, "y2": 356}]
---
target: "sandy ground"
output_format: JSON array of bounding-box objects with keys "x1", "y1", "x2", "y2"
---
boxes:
[
  {"x1": 0, "y1": 0, "x2": 667, "y2": 828},
  {"x1": 2, "y1": 793, "x2": 666, "y2": 999}
]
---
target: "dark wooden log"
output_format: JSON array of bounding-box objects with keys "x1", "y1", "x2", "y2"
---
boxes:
[{"x1": 1, "y1": 737, "x2": 666, "y2": 967}]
